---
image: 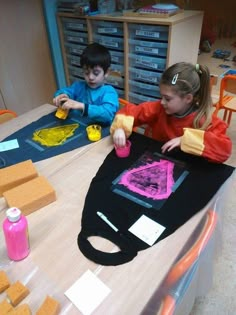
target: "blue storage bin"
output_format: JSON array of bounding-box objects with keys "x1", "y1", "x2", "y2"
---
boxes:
[
  {"x1": 129, "y1": 53, "x2": 166, "y2": 71},
  {"x1": 129, "y1": 92, "x2": 156, "y2": 104},
  {"x1": 65, "y1": 43, "x2": 86, "y2": 56},
  {"x1": 67, "y1": 54, "x2": 82, "y2": 67},
  {"x1": 106, "y1": 75, "x2": 124, "y2": 89},
  {"x1": 68, "y1": 65, "x2": 84, "y2": 78},
  {"x1": 92, "y1": 21, "x2": 123, "y2": 36},
  {"x1": 129, "y1": 39, "x2": 168, "y2": 57},
  {"x1": 62, "y1": 18, "x2": 87, "y2": 31},
  {"x1": 64, "y1": 30, "x2": 88, "y2": 44},
  {"x1": 130, "y1": 67, "x2": 162, "y2": 84},
  {"x1": 93, "y1": 35, "x2": 124, "y2": 51},
  {"x1": 110, "y1": 50, "x2": 124, "y2": 64},
  {"x1": 129, "y1": 80, "x2": 160, "y2": 98},
  {"x1": 129, "y1": 24, "x2": 169, "y2": 41}
]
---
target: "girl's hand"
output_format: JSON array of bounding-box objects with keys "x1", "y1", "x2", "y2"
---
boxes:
[
  {"x1": 53, "y1": 94, "x2": 69, "y2": 107},
  {"x1": 113, "y1": 128, "x2": 126, "y2": 148},
  {"x1": 161, "y1": 137, "x2": 181, "y2": 153}
]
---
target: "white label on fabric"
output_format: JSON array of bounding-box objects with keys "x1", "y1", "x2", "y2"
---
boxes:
[{"x1": 128, "y1": 214, "x2": 166, "y2": 246}]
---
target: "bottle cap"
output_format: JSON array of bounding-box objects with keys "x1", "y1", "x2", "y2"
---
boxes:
[{"x1": 6, "y1": 207, "x2": 21, "y2": 222}]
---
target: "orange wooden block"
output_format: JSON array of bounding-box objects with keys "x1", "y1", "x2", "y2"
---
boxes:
[
  {"x1": 0, "y1": 299, "x2": 14, "y2": 314},
  {"x1": 8, "y1": 304, "x2": 32, "y2": 315}
]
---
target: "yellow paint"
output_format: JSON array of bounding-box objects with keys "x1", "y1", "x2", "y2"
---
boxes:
[
  {"x1": 55, "y1": 107, "x2": 69, "y2": 119},
  {"x1": 32, "y1": 124, "x2": 79, "y2": 146}
]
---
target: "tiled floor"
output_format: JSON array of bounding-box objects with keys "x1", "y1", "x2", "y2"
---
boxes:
[{"x1": 189, "y1": 37, "x2": 236, "y2": 315}]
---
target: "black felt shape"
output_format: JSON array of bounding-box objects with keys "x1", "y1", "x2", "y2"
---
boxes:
[{"x1": 78, "y1": 132, "x2": 235, "y2": 266}]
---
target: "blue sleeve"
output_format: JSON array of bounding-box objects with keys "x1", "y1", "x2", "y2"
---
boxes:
[
  {"x1": 54, "y1": 82, "x2": 83, "y2": 99},
  {"x1": 87, "y1": 85, "x2": 119, "y2": 125}
]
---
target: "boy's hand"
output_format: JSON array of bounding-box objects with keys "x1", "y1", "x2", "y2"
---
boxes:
[
  {"x1": 53, "y1": 94, "x2": 69, "y2": 107},
  {"x1": 61, "y1": 100, "x2": 85, "y2": 111},
  {"x1": 161, "y1": 137, "x2": 181, "y2": 153},
  {"x1": 113, "y1": 128, "x2": 126, "y2": 148}
]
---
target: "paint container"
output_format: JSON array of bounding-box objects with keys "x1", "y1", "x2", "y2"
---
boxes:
[{"x1": 115, "y1": 140, "x2": 131, "y2": 158}]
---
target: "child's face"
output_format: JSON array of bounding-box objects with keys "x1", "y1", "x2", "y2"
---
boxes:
[
  {"x1": 160, "y1": 84, "x2": 193, "y2": 116},
  {"x1": 83, "y1": 66, "x2": 108, "y2": 89}
]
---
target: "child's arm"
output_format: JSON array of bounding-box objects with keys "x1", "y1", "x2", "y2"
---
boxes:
[
  {"x1": 180, "y1": 116, "x2": 232, "y2": 163},
  {"x1": 110, "y1": 100, "x2": 161, "y2": 138}
]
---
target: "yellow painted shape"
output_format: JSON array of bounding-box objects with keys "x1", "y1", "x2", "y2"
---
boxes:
[{"x1": 32, "y1": 124, "x2": 79, "y2": 146}]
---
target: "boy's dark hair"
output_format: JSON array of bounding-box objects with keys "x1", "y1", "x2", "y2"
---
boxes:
[{"x1": 80, "y1": 43, "x2": 111, "y2": 73}]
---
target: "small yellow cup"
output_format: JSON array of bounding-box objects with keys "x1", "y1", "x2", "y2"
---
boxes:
[{"x1": 86, "y1": 125, "x2": 102, "y2": 142}]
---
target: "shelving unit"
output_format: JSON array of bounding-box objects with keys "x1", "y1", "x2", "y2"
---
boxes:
[{"x1": 57, "y1": 10, "x2": 203, "y2": 103}]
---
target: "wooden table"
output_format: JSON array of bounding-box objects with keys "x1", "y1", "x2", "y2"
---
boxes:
[{"x1": 0, "y1": 104, "x2": 234, "y2": 314}]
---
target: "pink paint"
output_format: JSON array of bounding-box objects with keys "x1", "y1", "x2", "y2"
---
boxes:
[
  {"x1": 3, "y1": 207, "x2": 30, "y2": 261},
  {"x1": 119, "y1": 160, "x2": 174, "y2": 200}
]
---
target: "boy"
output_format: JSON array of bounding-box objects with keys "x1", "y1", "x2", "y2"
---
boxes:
[{"x1": 53, "y1": 43, "x2": 119, "y2": 125}]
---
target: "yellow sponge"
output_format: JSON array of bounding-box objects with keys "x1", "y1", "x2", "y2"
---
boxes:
[
  {"x1": 6, "y1": 281, "x2": 30, "y2": 307},
  {"x1": 0, "y1": 299, "x2": 14, "y2": 314},
  {"x1": 3, "y1": 176, "x2": 57, "y2": 216},
  {"x1": 0, "y1": 270, "x2": 11, "y2": 293},
  {"x1": 36, "y1": 296, "x2": 60, "y2": 315},
  {"x1": 0, "y1": 160, "x2": 38, "y2": 197}
]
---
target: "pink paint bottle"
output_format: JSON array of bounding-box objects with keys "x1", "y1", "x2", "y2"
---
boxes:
[{"x1": 3, "y1": 207, "x2": 30, "y2": 261}]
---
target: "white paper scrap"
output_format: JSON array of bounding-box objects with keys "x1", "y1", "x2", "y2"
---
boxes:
[
  {"x1": 64, "y1": 269, "x2": 111, "y2": 315},
  {"x1": 128, "y1": 214, "x2": 166, "y2": 246},
  {"x1": 0, "y1": 139, "x2": 19, "y2": 152}
]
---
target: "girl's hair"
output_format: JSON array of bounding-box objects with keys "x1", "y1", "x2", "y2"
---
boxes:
[
  {"x1": 160, "y1": 62, "x2": 212, "y2": 129},
  {"x1": 80, "y1": 42, "x2": 111, "y2": 73}
]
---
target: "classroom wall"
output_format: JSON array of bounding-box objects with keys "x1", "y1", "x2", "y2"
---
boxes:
[{"x1": 0, "y1": 0, "x2": 56, "y2": 115}]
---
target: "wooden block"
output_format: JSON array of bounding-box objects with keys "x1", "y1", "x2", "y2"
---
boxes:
[
  {"x1": 0, "y1": 160, "x2": 38, "y2": 197},
  {"x1": 6, "y1": 281, "x2": 30, "y2": 307},
  {"x1": 36, "y1": 296, "x2": 60, "y2": 315},
  {"x1": 3, "y1": 176, "x2": 57, "y2": 216},
  {"x1": 0, "y1": 299, "x2": 14, "y2": 314},
  {"x1": 0, "y1": 270, "x2": 11, "y2": 293}
]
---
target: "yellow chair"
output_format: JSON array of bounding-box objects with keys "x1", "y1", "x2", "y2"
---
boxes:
[
  {"x1": 0, "y1": 109, "x2": 18, "y2": 124},
  {"x1": 213, "y1": 74, "x2": 236, "y2": 126}
]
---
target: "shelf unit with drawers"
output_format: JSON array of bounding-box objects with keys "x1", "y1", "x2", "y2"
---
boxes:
[{"x1": 57, "y1": 10, "x2": 203, "y2": 104}]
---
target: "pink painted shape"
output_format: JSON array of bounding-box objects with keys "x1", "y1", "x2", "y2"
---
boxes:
[{"x1": 119, "y1": 160, "x2": 174, "y2": 200}]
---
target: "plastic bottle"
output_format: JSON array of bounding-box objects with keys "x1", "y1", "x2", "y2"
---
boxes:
[{"x1": 3, "y1": 207, "x2": 30, "y2": 261}]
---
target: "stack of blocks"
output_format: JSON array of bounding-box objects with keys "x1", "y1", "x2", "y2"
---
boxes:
[{"x1": 0, "y1": 160, "x2": 56, "y2": 216}]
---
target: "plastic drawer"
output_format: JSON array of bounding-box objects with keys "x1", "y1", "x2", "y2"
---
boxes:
[
  {"x1": 130, "y1": 67, "x2": 162, "y2": 84},
  {"x1": 129, "y1": 53, "x2": 166, "y2": 71},
  {"x1": 116, "y1": 88, "x2": 125, "y2": 98},
  {"x1": 68, "y1": 66, "x2": 84, "y2": 78},
  {"x1": 92, "y1": 21, "x2": 123, "y2": 36},
  {"x1": 110, "y1": 50, "x2": 124, "y2": 64},
  {"x1": 67, "y1": 54, "x2": 82, "y2": 67},
  {"x1": 93, "y1": 35, "x2": 124, "y2": 51},
  {"x1": 62, "y1": 18, "x2": 87, "y2": 32},
  {"x1": 65, "y1": 43, "x2": 86, "y2": 56},
  {"x1": 129, "y1": 24, "x2": 169, "y2": 41},
  {"x1": 106, "y1": 75, "x2": 124, "y2": 89},
  {"x1": 64, "y1": 30, "x2": 88, "y2": 44},
  {"x1": 110, "y1": 63, "x2": 124, "y2": 76},
  {"x1": 129, "y1": 80, "x2": 160, "y2": 98},
  {"x1": 69, "y1": 75, "x2": 83, "y2": 84},
  {"x1": 129, "y1": 39, "x2": 168, "y2": 57},
  {"x1": 129, "y1": 92, "x2": 156, "y2": 104}
]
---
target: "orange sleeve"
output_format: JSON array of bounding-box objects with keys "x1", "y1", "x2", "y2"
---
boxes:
[
  {"x1": 181, "y1": 116, "x2": 232, "y2": 163},
  {"x1": 110, "y1": 101, "x2": 161, "y2": 137}
]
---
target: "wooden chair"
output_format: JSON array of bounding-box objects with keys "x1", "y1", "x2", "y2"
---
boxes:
[
  {"x1": 0, "y1": 109, "x2": 17, "y2": 124},
  {"x1": 213, "y1": 74, "x2": 236, "y2": 126},
  {"x1": 157, "y1": 209, "x2": 218, "y2": 315}
]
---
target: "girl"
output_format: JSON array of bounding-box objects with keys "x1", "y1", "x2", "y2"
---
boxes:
[{"x1": 110, "y1": 62, "x2": 232, "y2": 163}]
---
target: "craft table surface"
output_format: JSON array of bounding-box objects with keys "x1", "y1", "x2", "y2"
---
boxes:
[{"x1": 0, "y1": 104, "x2": 234, "y2": 314}]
